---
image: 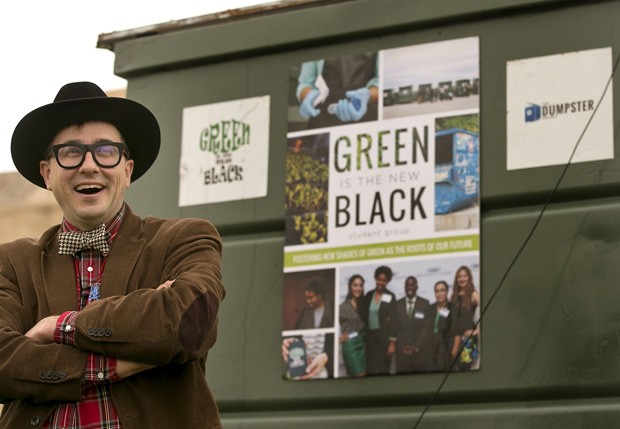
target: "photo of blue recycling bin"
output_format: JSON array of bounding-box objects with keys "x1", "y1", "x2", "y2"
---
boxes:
[{"x1": 435, "y1": 128, "x2": 480, "y2": 214}]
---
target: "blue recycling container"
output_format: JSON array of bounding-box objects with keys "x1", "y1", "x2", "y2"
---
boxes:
[{"x1": 435, "y1": 128, "x2": 479, "y2": 214}]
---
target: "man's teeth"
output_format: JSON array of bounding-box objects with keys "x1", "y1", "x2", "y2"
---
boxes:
[{"x1": 76, "y1": 185, "x2": 103, "y2": 194}]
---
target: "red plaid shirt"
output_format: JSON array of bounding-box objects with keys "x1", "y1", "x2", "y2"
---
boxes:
[{"x1": 44, "y1": 205, "x2": 126, "y2": 429}]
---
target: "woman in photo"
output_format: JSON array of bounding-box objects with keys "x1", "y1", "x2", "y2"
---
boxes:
[
  {"x1": 339, "y1": 274, "x2": 366, "y2": 377},
  {"x1": 428, "y1": 280, "x2": 452, "y2": 372},
  {"x1": 449, "y1": 265, "x2": 480, "y2": 371},
  {"x1": 361, "y1": 265, "x2": 397, "y2": 376}
]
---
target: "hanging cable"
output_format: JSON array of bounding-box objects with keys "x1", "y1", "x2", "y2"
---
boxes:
[{"x1": 413, "y1": 51, "x2": 620, "y2": 429}]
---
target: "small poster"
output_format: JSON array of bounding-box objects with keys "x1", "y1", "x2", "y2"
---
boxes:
[
  {"x1": 282, "y1": 37, "x2": 481, "y2": 380},
  {"x1": 507, "y1": 47, "x2": 613, "y2": 170},
  {"x1": 179, "y1": 96, "x2": 270, "y2": 206}
]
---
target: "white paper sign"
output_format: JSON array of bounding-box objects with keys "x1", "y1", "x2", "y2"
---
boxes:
[
  {"x1": 179, "y1": 96, "x2": 270, "y2": 206},
  {"x1": 506, "y1": 48, "x2": 613, "y2": 170}
]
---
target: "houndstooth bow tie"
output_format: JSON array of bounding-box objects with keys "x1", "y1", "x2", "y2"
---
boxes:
[{"x1": 58, "y1": 224, "x2": 110, "y2": 256}]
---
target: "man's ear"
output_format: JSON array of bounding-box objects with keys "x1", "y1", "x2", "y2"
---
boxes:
[
  {"x1": 39, "y1": 160, "x2": 52, "y2": 190},
  {"x1": 124, "y1": 159, "x2": 134, "y2": 188}
]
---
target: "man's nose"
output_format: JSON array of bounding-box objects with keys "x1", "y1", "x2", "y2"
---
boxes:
[{"x1": 79, "y1": 151, "x2": 99, "y2": 171}]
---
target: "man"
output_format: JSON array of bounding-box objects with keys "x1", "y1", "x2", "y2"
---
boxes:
[
  {"x1": 295, "y1": 277, "x2": 333, "y2": 330},
  {"x1": 394, "y1": 276, "x2": 430, "y2": 374},
  {"x1": 0, "y1": 82, "x2": 224, "y2": 428}
]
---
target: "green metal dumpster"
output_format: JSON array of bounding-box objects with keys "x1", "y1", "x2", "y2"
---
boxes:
[{"x1": 98, "y1": 0, "x2": 620, "y2": 427}]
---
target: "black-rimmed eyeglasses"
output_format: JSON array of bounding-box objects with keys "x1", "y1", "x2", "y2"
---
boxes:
[{"x1": 46, "y1": 142, "x2": 131, "y2": 169}]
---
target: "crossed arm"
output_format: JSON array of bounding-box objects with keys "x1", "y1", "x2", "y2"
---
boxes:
[
  {"x1": 0, "y1": 217, "x2": 224, "y2": 403},
  {"x1": 25, "y1": 281, "x2": 176, "y2": 378}
]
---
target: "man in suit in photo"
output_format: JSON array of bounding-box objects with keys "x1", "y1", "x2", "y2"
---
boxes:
[{"x1": 394, "y1": 275, "x2": 430, "y2": 374}]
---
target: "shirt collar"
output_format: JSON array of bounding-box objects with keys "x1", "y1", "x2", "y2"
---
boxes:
[{"x1": 61, "y1": 202, "x2": 126, "y2": 245}]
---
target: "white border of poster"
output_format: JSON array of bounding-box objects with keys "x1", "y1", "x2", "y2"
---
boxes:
[
  {"x1": 179, "y1": 95, "x2": 270, "y2": 206},
  {"x1": 282, "y1": 37, "x2": 481, "y2": 380},
  {"x1": 506, "y1": 47, "x2": 613, "y2": 171}
]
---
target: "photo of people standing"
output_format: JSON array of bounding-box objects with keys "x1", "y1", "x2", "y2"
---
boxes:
[{"x1": 336, "y1": 258, "x2": 479, "y2": 378}]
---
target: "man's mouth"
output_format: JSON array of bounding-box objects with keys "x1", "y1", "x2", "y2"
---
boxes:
[{"x1": 75, "y1": 184, "x2": 103, "y2": 195}]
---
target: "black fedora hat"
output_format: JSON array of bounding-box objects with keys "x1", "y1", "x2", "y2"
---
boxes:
[{"x1": 11, "y1": 81, "x2": 160, "y2": 188}]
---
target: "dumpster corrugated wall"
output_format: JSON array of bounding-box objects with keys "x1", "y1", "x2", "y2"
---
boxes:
[{"x1": 100, "y1": 0, "x2": 620, "y2": 426}]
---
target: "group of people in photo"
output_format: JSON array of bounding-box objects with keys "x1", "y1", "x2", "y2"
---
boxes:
[
  {"x1": 339, "y1": 264, "x2": 480, "y2": 377},
  {"x1": 281, "y1": 263, "x2": 479, "y2": 380}
]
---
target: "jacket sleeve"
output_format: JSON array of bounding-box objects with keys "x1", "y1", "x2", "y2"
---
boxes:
[
  {"x1": 0, "y1": 252, "x2": 86, "y2": 403},
  {"x1": 71, "y1": 218, "x2": 224, "y2": 365}
]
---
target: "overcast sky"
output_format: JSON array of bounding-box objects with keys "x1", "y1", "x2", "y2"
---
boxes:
[{"x1": 0, "y1": 0, "x2": 267, "y2": 173}]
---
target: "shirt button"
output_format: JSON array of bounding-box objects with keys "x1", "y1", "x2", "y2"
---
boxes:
[
  {"x1": 97, "y1": 372, "x2": 104, "y2": 380},
  {"x1": 64, "y1": 325, "x2": 72, "y2": 332},
  {"x1": 87, "y1": 266, "x2": 94, "y2": 272}
]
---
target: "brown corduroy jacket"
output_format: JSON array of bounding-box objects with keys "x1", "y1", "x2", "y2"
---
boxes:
[{"x1": 0, "y1": 205, "x2": 224, "y2": 428}]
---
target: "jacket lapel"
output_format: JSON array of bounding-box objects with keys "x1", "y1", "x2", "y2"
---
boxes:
[
  {"x1": 41, "y1": 234, "x2": 81, "y2": 312},
  {"x1": 100, "y1": 207, "x2": 145, "y2": 298},
  {"x1": 41, "y1": 206, "x2": 146, "y2": 312}
]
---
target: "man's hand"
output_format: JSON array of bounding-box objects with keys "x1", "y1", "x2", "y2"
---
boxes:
[
  {"x1": 25, "y1": 315, "x2": 58, "y2": 343},
  {"x1": 26, "y1": 316, "x2": 156, "y2": 379},
  {"x1": 401, "y1": 345, "x2": 418, "y2": 356},
  {"x1": 281, "y1": 337, "x2": 296, "y2": 363},
  {"x1": 387, "y1": 340, "x2": 396, "y2": 356},
  {"x1": 302, "y1": 352, "x2": 328, "y2": 380},
  {"x1": 299, "y1": 88, "x2": 321, "y2": 118},
  {"x1": 157, "y1": 279, "x2": 175, "y2": 290}
]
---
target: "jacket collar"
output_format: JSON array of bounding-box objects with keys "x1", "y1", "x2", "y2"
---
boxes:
[{"x1": 41, "y1": 204, "x2": 146, "y2": 312}]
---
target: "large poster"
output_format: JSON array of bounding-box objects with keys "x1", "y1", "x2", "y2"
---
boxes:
[{"x1": 283, "y1": 37, "x2": 480, "y2": 380}]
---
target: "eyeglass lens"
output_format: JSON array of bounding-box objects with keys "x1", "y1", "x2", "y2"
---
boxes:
[{"x1": 55, "y1": 143, "x2": 124, "y2": 168}]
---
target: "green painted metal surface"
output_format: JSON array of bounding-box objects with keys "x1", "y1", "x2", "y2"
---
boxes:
[{"x1": 104, "y1": 0, "x2": 620, "y2": 426}]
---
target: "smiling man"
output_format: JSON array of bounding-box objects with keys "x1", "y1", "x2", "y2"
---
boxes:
[
  {"x1": 0, "y1": 82, "x2": 225, "y2": 428},
  {"x1": 41, "y1": 122, "x2": 132, "y2": 231},
  {"x1": 394, "y1": 276, "x2": 430, "y2": 374}
]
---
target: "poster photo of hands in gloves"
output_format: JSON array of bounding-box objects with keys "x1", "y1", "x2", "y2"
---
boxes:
[{"x1": 282, "y1": 37, "x2": 481, "y2": 380}]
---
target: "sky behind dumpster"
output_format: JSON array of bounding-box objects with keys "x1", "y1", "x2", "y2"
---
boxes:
[{"x1": 0, "y1": 0, "x2": 269, "y2": 173}]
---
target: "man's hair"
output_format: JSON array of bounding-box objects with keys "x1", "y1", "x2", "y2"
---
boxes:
[
  {"x1": 405, "y1": 275, "x2": 418, "y2": 286},
  {"x1": 304, "y1": 276, "x2": 325, "y2": 297}
]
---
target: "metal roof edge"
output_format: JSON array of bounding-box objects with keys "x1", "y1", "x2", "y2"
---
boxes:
[{"x1": 97, "y1": 0, "x2": 346, "y2": 50}]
